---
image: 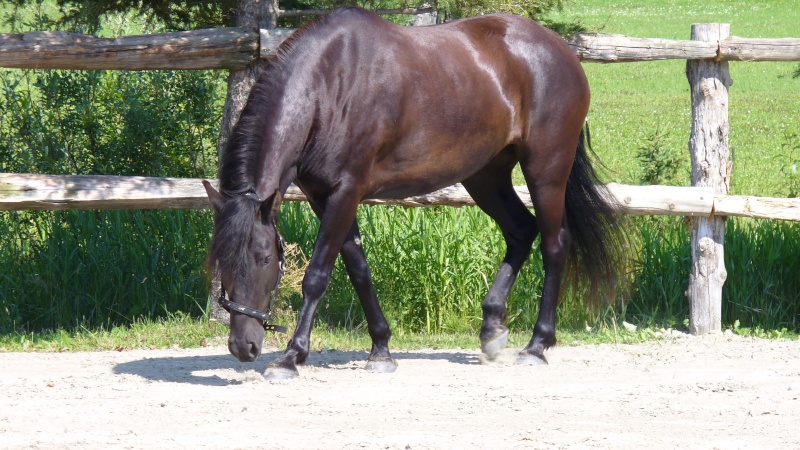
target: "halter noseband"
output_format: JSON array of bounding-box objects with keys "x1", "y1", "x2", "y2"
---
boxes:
[{"x1": 217, "y1": 191, "x2": 288, "y2": 333}]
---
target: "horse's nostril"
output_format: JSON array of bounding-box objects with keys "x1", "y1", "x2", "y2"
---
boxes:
[
  {"x1": 229, "y1": 337, "x2": 260, "y2": 362},
  {"x1": 248, "y1": 342, "x2": 261, "y2": 360}
]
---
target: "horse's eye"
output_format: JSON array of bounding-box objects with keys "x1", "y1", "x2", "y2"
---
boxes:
[{"x1": 262, "y1": 256, "x2": 271, "y2": 266}]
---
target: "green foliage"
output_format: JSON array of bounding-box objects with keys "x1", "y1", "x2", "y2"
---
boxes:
[
  {"x1": 0, "y1": 69, "x2": 222, "y2": 176},
  {"x1": 774, "y1": 130, "x2": 800, "y2": 198},
  {"x1": 0, "y1": 10, "x2": 224, "y2": 334},
  {"x1": 620, "y1": 217, "x2": 800, "y2": 333},
  {"x1": 724, "y1": 219, "x2": 800, "y2": 332},
  {"x1": 0, "y1": 209, "x2": 214, "y2": 333},
  {"x1": 635, "y1": 125, "x2": 684, "y2": 186},
  {"x1": 436, "y1": 0, "x2": 563, "y2": 20},
  {"x1": 1, "y1": 0, "x2": 237, "y2": 31},
  {"x1": 2, "y1": 0, "x2": 574, "y2": 32},
  {"x1": 0, "y1": 8, "x2": 224, "y2": 176},
  {"x1": 624, "y1": 217, "x2": 691, "y2": 329}
]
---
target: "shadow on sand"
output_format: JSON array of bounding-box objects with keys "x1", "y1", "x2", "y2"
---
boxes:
[{"x1": 112, "y1": 349, "x2": 480, "y2": 386}]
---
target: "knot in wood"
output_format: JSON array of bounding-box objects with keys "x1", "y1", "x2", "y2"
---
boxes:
[
  {"x1": 697, "y1": 236, "x2": 714, "y2": 256},
  {"x1": 699, "y1": 161, "x2": 711, "y2": 180}
]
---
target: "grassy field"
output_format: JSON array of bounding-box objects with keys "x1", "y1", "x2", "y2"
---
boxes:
[
  {"x1": 546, "y1": 0, "x2": 800, "y2": 196},
  {"x1": 1, "y1": 0, "x2": 799, "y2": 351}
]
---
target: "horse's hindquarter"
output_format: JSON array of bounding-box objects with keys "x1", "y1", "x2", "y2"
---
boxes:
[{"x1": 367, "y1": 17, "x2": 585, "y2": 199}]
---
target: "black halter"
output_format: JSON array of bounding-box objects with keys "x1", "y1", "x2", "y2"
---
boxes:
[{"x1": 217, "y1": 191, "x2": 288, "y2": 333}]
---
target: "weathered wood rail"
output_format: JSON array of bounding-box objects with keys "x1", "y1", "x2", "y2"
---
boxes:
[
  {"x1": 569, "y1": 34, "x2": 800, "y2": 62},
  {"x1": 0, "y1": 173, "x2": 713, "y2": 216},
  {"x1": 1, "y1": 18, "x2": 799, "y2": 335},
  {"x1": 2, "y1": 27, "x2": 799, "y2": 70},
  {"x1": 0, "y1": 28, "x2": 259, "y2": 70},
  {"x1": 4, "y1": 173, "x2": 800, "y2": 222}
]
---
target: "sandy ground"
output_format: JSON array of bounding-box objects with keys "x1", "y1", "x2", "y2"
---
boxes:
[{"x1": 1, "y1": 332, "x2": 799, "y2": 449}]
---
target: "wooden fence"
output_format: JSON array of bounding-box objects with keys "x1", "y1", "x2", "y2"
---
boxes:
[{"x1": 1, "y1": 19, "x2": 800, "y2": 334}]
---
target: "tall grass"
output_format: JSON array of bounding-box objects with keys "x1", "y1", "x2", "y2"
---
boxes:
[
  {"x1": 277, "y1": 206, "x2": 800, "y2": 335},
  {"x1": 625, "y1": 217, "x2": 691, "y2": 328},
  {"x1": 0, "y1": 210, "x2": 213, "y2": 333},
  {"x1": 724, "y1": 219, "x2": 800, "y2": 331},
  {"x1": 279, "y1": 203, "x2": 509, "y2": 333}
]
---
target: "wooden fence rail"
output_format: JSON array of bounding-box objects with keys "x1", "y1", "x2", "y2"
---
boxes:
[
  {"x1": 4, "y1": 173, "x2": 800, "y2": 222},
  {"x1": 0, "y1": 173, "x2": 713, "y2": 216},
  {"x1": 569, "y1": 34, "x2": 800, "y2": 62},
  {"x1": 2, "y1": 27, "x2": 800, "y2": 70},
  {"x1": 1, "y1": 19, "x2": 799, "y2": 335},
  {"x1": 0, "y1": 28, "x2": 259, "y2": 70}
]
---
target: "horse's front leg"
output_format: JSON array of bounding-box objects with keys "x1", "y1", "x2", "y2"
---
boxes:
[
  {"x1": 264, "y1": 193, "x2": 360, "y2": 380},
  {"x1": 339, "y1": 220, "x2": 396, "y2": 373}
]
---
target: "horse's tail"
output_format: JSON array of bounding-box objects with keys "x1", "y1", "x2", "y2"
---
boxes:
[{"x1": 563, "y1": 122, "x2": 628, "y2": 305}]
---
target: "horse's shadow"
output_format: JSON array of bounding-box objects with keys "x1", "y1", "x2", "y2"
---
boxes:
[{"x1": 113, "y1": 349, "x2": 479, "y2": 386}]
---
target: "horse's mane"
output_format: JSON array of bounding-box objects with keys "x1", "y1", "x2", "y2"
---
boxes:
[
  {"x1": 217, "y1": 9, "x2": 351, "y2": 196},
  {"x1": 211, "y1": 10, "x2": 359, "y2": 272},
  {"x1": 208, "y1": 195, "x2": 260, "y2": 276}
]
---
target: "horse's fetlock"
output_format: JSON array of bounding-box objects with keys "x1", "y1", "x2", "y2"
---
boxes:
[
  {"x1": 368, "y1": 321, "x2": 391, "y2": 342},
  {"x1": 482, "y1": 302, "x2": 507, "y2": 322}
]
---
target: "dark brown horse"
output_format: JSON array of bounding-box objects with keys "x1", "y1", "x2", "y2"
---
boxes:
[{"x1": 203, "y1": 7, "x2": 624, "y2": 379}]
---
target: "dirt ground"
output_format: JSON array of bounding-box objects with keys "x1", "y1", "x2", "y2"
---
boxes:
[{"x1": 1, "y1": 332, "x2": 799, "y2": 449}]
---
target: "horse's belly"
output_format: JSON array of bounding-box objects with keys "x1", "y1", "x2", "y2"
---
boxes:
[{"x1": 366, "y1": 139, "x2": 508, "y2": 199}]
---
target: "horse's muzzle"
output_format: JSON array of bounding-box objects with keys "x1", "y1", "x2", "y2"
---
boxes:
[{"x1": 228, "y1": 335, "x2": 262, "y2": 362}]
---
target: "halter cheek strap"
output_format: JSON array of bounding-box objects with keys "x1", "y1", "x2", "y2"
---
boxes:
[
  {"x1": 218, "y1": 226, "x2": 287, "y2": 333},
  {"x1": 217, "y1": 190, "x2": 288, "y2": 333}
]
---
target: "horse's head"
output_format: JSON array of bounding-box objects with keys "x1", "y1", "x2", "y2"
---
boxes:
[{"x1": 203, "y1": 181, "x2": 284, "y2": 362}]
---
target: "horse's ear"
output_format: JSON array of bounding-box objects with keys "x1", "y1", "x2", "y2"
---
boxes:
[
  {"x1": 259, "y1": 189, "x2": 283, "y2": 224},
  {"x1": 202, "y1": 180, "x2": 225, "y2": 213}
]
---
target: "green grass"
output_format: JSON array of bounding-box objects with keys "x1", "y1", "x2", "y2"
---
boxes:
[
  {"x1": 545, "y1": 0, "x2": 800, "y2": 197},
  {"x1": 9, "y1": 312, "x2": 793, "y2": 354},
  {"x1": 0, "y1": 210, "x2": 213, "y2": 333},
  {"x1": 0, "y1": 312, "x2": 228, "y2": 352}
]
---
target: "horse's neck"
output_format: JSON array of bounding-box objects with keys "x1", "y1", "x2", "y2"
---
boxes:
[{"x1": 252, "y1": 105, "x2": 310, "y2": 198}]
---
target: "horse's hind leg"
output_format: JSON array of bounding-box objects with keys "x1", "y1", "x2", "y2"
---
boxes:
[
  {"x1": 517, "y1": 139, "x2": 578, "y2": 365},
  {"x1": 339, "y1": 220, "x2": 397, "y2": 372},
  {"x1": 462, "y1": 151, "x2": 538, "y2": 361}
]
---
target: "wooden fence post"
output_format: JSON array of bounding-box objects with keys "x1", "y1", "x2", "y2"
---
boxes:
[
  {"x1": 210, "y1": 0, "x2": 280, "y2": 325},
  {"x1": 686, "y1": 24, "x2": 733, "y2": 335}
]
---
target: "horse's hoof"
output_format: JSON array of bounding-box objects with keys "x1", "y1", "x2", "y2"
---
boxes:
[
  {"x1": 364, "y1": 358, "x2": 398, "y2": 373},
  {"x1": 516, "y1": 350, "x2": 548, "y2": 366},
  {"x1": 480, "y1": 327, "x2": 509, "y2": 361},
  {"x1": 263, "y1": 366, "x2": 299, "y2": 380}
]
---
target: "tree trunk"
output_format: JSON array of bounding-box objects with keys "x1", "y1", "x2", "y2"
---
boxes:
[
  {"x1": 210, "y1": 0, "x2": 279, "y2": 326},
  {"x1": 685, "y1": 23, "x2": 732, "y2": 335}
]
